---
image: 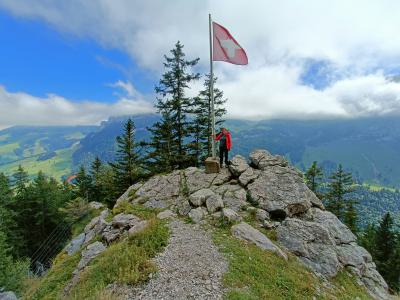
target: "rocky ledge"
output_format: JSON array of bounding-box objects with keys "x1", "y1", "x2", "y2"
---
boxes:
[{"x1": 114, "y1": 149, "x2": 389, "y2": 300}]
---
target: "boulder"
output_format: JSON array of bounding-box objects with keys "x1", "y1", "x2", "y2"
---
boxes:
[
  {"x1": 247, "y1": 165, "x2": 315, "y2": 218},
  {"x1": 189, "y1": 207, "x2": 206, "y2": 223},
  {"x1": 215, "y1": 184, "x2": 248, "y2": 212},
  {"x1": 222, "y1": 208, "x2": 242, "y2": 223},
  {"x1": 277, "y1": 218, "x2": 339, "y2": 277},
  {"x1": 189, "y1": 188, "x2": 215, "y2": 207},
  {"x1": 102, "y1": 226, "x2": 122, "y2": 244},
  {"x1": 239, "y1": 167, "x2": 260, "y2": 186},
  {"x1": 228, "y1": 155, "x2": 249, "y2": 177},
  {"x1": 116, "y1": 182, "x2": 142, "y2": 205},
  {"x1": 176, "y1": 198, "x2": 192, "y2": 216},
  {"x1": 134, "y1": 171, "x2": 181, "y2": 200},
  {"x1": 157, "y1": 210, "x2": 177, "y2": 220},
  {"x1": 231, "y1": 222, "x2": 287, "y2": 260},
  {"x1": 128, "y1": 220, "x2": 148, "y2": 236},
  {"x1": 0, "y1": 291, "x2": 18, "y2": 300},
  {"x1": 66, "y1": 233, "x2": 85, "y2": 255},
  {"x1": 255, "y1": 209, "x2": 269, "y2": 222},
  {"x1": 89, "y1": 201, "x2": 104, "y2": 209},
  {"x1": 206, "y1": 194, "x2": 224, "y2": 213},
  {"x1": 112, "y1": 213, "x2": 140, "y2": 229},
  {"x1": 143, "y1": 198, "x2": 168, "y2": 209},
  {"x1": 77, "y1": 241, "x2": 106, "y2": 271},
  {"x1": 249, "y1": 149, "x2": 288, "y2": 169},
  {"x1": 336, "y1": 243, "x2": 372, "y2": 268}
]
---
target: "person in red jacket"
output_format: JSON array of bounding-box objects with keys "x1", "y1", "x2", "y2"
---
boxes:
[{"x1": 214, "y1": 127, "x2": 232, "y2": 167}]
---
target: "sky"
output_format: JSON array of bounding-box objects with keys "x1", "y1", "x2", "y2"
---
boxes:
[{"x1": 1, "y1": 0, "x2": 400, "y2": 128}]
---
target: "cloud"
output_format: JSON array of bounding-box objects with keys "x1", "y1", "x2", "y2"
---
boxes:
[
  {"x1": 0, "y1": 82, "x2": 154, "y2": 128},
  {"x1": 1, "y1": 0, "x2": 400, "y2": 122}
]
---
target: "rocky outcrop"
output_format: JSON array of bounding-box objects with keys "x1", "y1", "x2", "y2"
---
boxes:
[
  {"x1": 0, "y1": 291, "x2": 18, "y2": 300},
  {"x1": 68, "y1": 148, "x2": 388, "y2": 300}
]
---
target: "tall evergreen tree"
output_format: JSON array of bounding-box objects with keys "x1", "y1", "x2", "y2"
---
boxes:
[
  {"x1": 89, "y1": 156, "x2": 104, "y2": 202},
  {"x1": 304, "y1": 161, "x2": 324, "y2": 198},
  {"x1": 344, "y1": 199, "x2": 359, "y2": 234},
  {"x1": 110, "y1": 118, "x2": 142, "y2": 195},
  {"x1": 190, "y1": 74, "x2": 227, "y2": 165},
  {"x1": 147, "y1": 41, "x2": 200, "y2": 171},
  {"x1": 75, "y1": 165, "x2": 92, "y2": 200},
  {"x1": 325, "y1": 164, "x2": 354, "y2": 220}
]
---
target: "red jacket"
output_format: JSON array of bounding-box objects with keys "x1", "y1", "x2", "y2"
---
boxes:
[{"x1": 215, "y1": 132, "x2": 232, "y2": 150}]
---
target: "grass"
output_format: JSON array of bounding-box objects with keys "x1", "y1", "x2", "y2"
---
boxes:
[
  {"x1": 213, "y1": 227, "x2": 373, "y2": 300},
  {"x1": 67, "y1": 218, "x2": 169, "y2": 299},
  {"x1": 112, "y1": 200, "x2": 162, "y2": 220},
  {"x1": 70, "y1": 208, "x2": 102, "y2": 238}
]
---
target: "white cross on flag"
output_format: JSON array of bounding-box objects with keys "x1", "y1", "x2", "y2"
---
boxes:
[{"x1": 213, "y1": 22, "x2": 248, "y2": 65}]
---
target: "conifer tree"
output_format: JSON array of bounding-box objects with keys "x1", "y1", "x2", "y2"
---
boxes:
[
  {"x1": 75, "y1": 165, "x2": 92, "y2": 200},
  {"x1": 190, "y1": 74, "x2": 227, "y2": 165},
  {"x1": 110, "y1": 118, "x2": 142, "y2": 194},
  {"x1": 304, "y1": 161, "x2": 324, "y2": 198},
  {"x1": 89, "y1": 156, "x2": 104, "y2": 202},
  {"x1": 325, "y1": 164, "x2": 354, "y2": 220},
  {"x1": 344, "y1": 199, "x2": 359, "y2": 234},
  {"x1": 147, "y1": 41, "x2": 200, "y2": 171}
]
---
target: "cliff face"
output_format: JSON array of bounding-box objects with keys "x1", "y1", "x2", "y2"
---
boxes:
[{"x1": 114, "y1": 149, "x2": 388, "y2": 300}]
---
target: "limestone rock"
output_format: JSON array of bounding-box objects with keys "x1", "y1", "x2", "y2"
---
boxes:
[
  {"x1": 277, "y1": 218, "x2": 339, "y2": 277},
  {"x1": 112, "y1": 213, "x2": 140, "y2": 229},
  {"x1": 116, "y1": 182, "x2": 142, "y2": 205},
  {"x1": 247, "y1": 165, "x2": 316, "y2": 218},
  {"x1": 157, "y1": 210, "x2": 177, "y2": 220},
  {"x1": 189, "y1": 207, "x2": 206, "y2": 223},
  {"x1": 0, "y1": 291, "x2": 18, "y2": 300},
  {"x1": 102, "y1": 226, "x2": 121, "y2": 244},
  {"x1": 215, "y1": 184, "x2": 248, "y2": 212},
  {"x1": 176, "y1": 198, "x2": 192, "y2": 216},
  {"x1": 143, "y1": 198, "x2": 168, "y2": 209},
  {"x1": 77, "y1": 241, "x2": 106, "y2": 270},
  {"x1": 66, "y1": 233, "x2": 85, "y2": 255},
  {"x1": 255, "y1": 209, "x2": 269, "y2": 222},
  {"x1": 184, "y1": 168, "x2": 219, "y2": 193},
  {"x1": 239, "y1": 167, "x2": 260, "y2": 186},
  {"x1": 189, "y1": 188, "x2": 215, "y2": 207},
  {"x1": 231, "y1": 222, "x2": 287, "y2": 260},
  {"x1": 206, "y1": 194, "x2": 224, "y2": 213},
  {"x1": 134, "y1": 171, "x2": 181, "y2": 201},
  {"x1": 222, "y1": 208, "x2": 242, "y2": 223},
  {"x1": 128, "y1": 220, "x2": 149, "y2": 236},
  {"x1": 89, "y1": 201, "x2": 104, "y2": 210},
  {"x1": 249, "y1": 149, "x2": 288, "y2": 169},
  {"x1": 228, "y1": 155, "x2": 249, "y2": 177}
]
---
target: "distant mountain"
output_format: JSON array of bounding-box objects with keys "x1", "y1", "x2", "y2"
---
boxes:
[{"x1": 0, "y1": 125, "x2": 96, "y2": 179}]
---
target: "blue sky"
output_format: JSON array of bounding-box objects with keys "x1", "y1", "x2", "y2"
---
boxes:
[
  {"x1": 1, "y1": 0, "x2": 400, "y2": 128},
  {"x1": 0, "y1": 9, "x2": 154, "y2": 102}
]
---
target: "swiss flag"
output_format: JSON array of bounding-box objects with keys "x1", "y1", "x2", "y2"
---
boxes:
[{"x1": 213, "y1": 22, "x2": 248, "y2": 65}]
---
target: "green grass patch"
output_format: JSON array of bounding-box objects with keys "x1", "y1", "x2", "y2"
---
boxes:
[
  {"x1": 24, "y1": 252, "x2": 81, "y2": 300},
  {"x1": 113, "y1": 201, "x2": 161, "y2": 220},
  {"x1": 70, "y1": 209, "x2": 102, "y2": 238},
  {"x1": 67, "y1": 218, "x2": 169, "y2": 299},
  {"x1": 328, "y1": 271, "x2": 373, "y2": 300},
  {"x1": 214, "y1": 228, "x2": 317, "y2": 300}
]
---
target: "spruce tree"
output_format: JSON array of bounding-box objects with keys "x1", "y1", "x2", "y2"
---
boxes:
[
  {"x1": 190, "y1": 74, "x2": 227, "y2": 165},
  {"x1": 344, "y1": 199, "x2": 359, "y2": 234},
  {"x1": 325, "y1": 164, "x2": 354, "y2": 220},
  {"x1": 89, "y1": 156, "x2": 104, "y2": 202},
  {"x1": 110, "y1": 118, "x2": 142, "y2": 195},
  {"x1": 304, "y1": 161, "x2": 324, "y2": 198},
  {"x1": 75, "y1": 165, "x2": 92, "y2": 200},
  {"x1": 147, "y1": 41, "x2": 200, "y2": 171}
]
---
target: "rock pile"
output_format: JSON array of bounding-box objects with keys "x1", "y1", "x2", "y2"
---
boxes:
[{"x1": 117, "y1": 149, "x2": 389, "y2": 300}]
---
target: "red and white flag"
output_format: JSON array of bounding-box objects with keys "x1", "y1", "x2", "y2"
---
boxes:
[{"x1": 213, "y1": 22, "x2": 248, "y2": 65}]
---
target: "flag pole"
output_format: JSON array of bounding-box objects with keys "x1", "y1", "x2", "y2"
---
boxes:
[{"x1": 209, "y1": 13, "x2": 216, "y2": 159}]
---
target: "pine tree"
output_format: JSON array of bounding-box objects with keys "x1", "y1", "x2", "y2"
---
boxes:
[
  {"x1": 304, "y1": 161, "x2": 324, "y2": 198},
  {"x1": 110, "y1": 118, "x2": 142, "y2": 195},
  {"x1": 374, "y1": 213, "x2": 397, "y2": 288},
  {"x1": 359, "y1": 223, "x2": 377, "y2": 255},
  {"x1": 147, "y1": 41, "x2": 200, "y2": 171},
  {"x1": 325, "y1": 164, "x2": 354, "y2": 220},
  {"x1": 75, "y1": 165, "x2": 92, "y2": 200},
  {"x1": 89, "y1": 156, "x2": 104, "y2": 202},
  {"x1": 189, "y1": 74, "x2": 227, "y2": 165},
  {"x1": 344, "y1": 199, "x2": 358, "y2": 234}
]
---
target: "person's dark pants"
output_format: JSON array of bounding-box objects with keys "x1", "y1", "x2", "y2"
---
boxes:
[{"x1": 219, "y1": 147, "x2": 229, "y2": 166}]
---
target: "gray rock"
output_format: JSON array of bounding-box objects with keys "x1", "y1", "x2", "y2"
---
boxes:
[
  {"x1": 184, "y1": 168, "x2": 218, "y2": 193},
  {"x1": 0, "y1": 291, "x2": 18, "y2": 300},
  {"x1": 228, "y1": 155, "x2": 249, "y2": 177},
  {"x1": 256, "y1": 209, "x2": 269, "y2": 222},
  {"x1": 215, "y1": 184, "x2": 247, "y2": 212},
  {"x1": 189, "y1": 207, "x2": 206, "y2": 223},
  {"x1": 77, "y1": 241, "x2": 106, "y2": 270},
  {"x1": 310, "y1": 208, "x2": 356, "y2": 245},
  {"x1": 112, "y1": 213, "x2": 140, "y2": 229},
  {"x1": 116, "y1": 182, "x2": 142, "y2": 205},
  {"x1": 128, "y1": 220, "x2": 148, "y2": 236},
  {"x1": 102, "y1": 226, "x2": 122, "y2": 244},
  {"x1": 83, "y1": 209, "x2": 109, "y2": 245},
  {"x1": 66, "y1": 233, "x2": 85, "y2": 255},
  {"x1": 176, "y1": 198, "x2": 192, "y2": 216},
  {"x1": 143, "y1": 198, "x2": 168, "y2": 209},
  {"x1": 134, "y1": 171, "x2": 181, "y2": 201},
  {"x1": 89, "y1": 201, "x2": 104, "y2": 209},
  {"x1": 157, "y1": 210, "x2": 177, "y2": 220},
  {"x1": 189, "y1": 188, "x2": 215, "y2": 207},
  {"x1": 238, "y1": 167, "x2": 260, "y2": 186},
  {"x1": 277, "y1": 218, "x2": 339, "y2": 277},
  {"x1": 222, "y1": 208, "x2": 242, "y2": 223},
  {"x1": 249, "y1": 149, "x2": 288, "y2": 169},
  {"x1": 231, "y1": 222, "x2": 287, "y2": 260},
  {"x1": 247, "y1": 165, "x2": 316, "y2": 217},
  {"x1": 206, "y1": 194, "x2": 224, "y2": 213},
  {"x1": 336, "y1": 243, "x2": 372, "y2": 267}
]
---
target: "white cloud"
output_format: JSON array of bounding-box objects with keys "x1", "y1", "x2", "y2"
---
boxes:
[
  {"x1": 1, "y1": 0, "x2": 400, "y2": 122},
  {"x1": 0, "y1": 83, "x2": 154, "y2": 128}
]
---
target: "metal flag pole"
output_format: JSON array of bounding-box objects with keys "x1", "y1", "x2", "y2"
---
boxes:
[{"x1": 209, "y1": 13, "x2": 216, "y2": 159}]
